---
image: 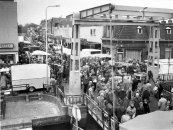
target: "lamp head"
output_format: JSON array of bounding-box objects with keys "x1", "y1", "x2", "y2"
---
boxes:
[{"x1": 55, "y1": 5, "x2": 60, "y2": 7}]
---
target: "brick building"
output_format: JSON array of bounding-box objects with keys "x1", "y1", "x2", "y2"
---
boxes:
[{"x1": 102, "y1": 20, "x2": 173, "y2": 62}]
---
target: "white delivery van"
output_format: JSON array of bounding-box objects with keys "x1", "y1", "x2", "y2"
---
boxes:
[{"x1": 11, "y1": 64, "x2": 50, "y2": 92}]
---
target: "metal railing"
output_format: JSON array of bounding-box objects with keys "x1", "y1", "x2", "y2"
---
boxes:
[
  {"x1": 85, "y1": 94, "x2": 119, "y2": 130},
  {"x1": 57, "y1": 87, "x2": 84, "y2": 106},
  {"x1": 56, "y1": 88, "x2": 119, "y2": 130},
  {"x1": 161, "y1": 82, "x2": 173, "y2": 101},
  {"x1": 11, "y1": 84, "x2": 30, "y2": 95},
  {"x1": 161, "y1": 82, "x2": 173, "y2": 92},
  {"x1": 43, "y1": 84, "x2": 120, "y2": 130}
]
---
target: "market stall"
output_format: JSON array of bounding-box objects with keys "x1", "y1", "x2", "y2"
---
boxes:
[{"x1": 119, "y1": 110, "x2": 173, "y2": 130}]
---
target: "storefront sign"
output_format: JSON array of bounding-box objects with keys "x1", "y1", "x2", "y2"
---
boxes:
[{"x1": 0, "y1": 43, "x2": 14, "y2": 49}]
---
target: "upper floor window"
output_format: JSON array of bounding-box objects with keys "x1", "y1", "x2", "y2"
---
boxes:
[
  {"x1": 90, "y1": 29, "x2": 93, "y2": 35},
  {"x1": 166, "y1": 27, "x2": 171, "y2": 34},
  {"x1": 90, "y1": 29, "x2": 96, "y2": 36},
  {"x1": 93, "y1": 29, "x2": 96, "y2": 36},
  {"x1": 137, "y1": 26, "x2": 142, "y2": 34}
]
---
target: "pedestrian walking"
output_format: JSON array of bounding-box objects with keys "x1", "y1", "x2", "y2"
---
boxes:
[{"x1": 158, "y1": 93, "x2": 167, "y2": 111}]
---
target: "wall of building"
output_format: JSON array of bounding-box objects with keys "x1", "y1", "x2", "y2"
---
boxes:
[
  {"x1": 0, "y1": 1, "x2": 18, "y2": 63},
  {"x1": 54, "y1": 25, "x2": 72, "y2": 39},
  {"x1": 0, "y1": 1, "x2": 18, "y2": 52},
  {"x1": 80, "y1": 26, "x2": 103, "y2": 43}
]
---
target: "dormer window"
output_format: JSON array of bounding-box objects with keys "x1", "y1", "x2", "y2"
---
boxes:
[
  {"x1": 166, "y1": 27, "x2": 171, "y2": 34},
  {"x1": 137, "y1": 26, "x2": 142, "y2": 34}
]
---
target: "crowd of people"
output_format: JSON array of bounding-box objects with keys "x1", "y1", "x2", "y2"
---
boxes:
[
  {"x1": 1, "y1": 39, "x2": 173, "y2": 127},
  {"x1": 79, "y1": 57, "x2": 173, "y2": 124}
]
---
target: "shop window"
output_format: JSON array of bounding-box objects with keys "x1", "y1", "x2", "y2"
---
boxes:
[
  {"x1": 166, "y1": 27, "x2": 171, "y2": 34},
  {"x1": 165, "y1": 47, "x2": 171, "y2": 59},
  {"x1": 137, "y1": 26, "x2": 142, "y2": 34},
  {"x1": 0, "y1": 54, "x2": 14, "y2": 64}
]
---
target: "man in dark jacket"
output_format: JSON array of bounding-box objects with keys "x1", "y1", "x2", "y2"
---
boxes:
[
  {"x1": 136, "y1": 102, "x2": 145, "y2": 116},
  {"x1": 132, "y1": 77, "x2": 138, "y2": 92},
  {"x1": 143, "y1": 99, "x2": 150, "y2": 114},
  {"x1": 83, "y1": 75, "x2": 89, "y2": 94},
  {"x1": 142, "y1": 88, "x2": 150, "y2": 101},
  {"x1": 133, "y1": 93, "x2": 142, "y2": 109}
]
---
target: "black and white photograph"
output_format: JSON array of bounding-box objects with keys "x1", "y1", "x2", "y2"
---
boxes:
[{"x1": 0, "y1": 0, "x2": 173, "y2": 130}]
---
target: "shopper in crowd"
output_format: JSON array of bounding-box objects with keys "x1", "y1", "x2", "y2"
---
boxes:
[
  {"x1": 0, "y1": 72, "x2": 9, "y2": 90},
  {"x1": 126, "y1": 101, "x2": 136, "y2": 119},
  {"x1": 121, "y1": 111, "x2": 131, "y2": 123},
  {"x1": 136, "y1": 102, "x2": 145, "y2": 116},
  {"x1": 158, "y1": 93, "x2": 167, "y2": 111},
  {"x1": 133, "y1": 93, "x2": 142, "y2": 110},
  {"x1": 142, "y1": 85, "x2": 150, "y2": 102},
  {"x1": 132, "y1": 76, "x2": 138, "y2": 92},
  {"x1": 143, "y1": 99, "x2": 150, "y2": 114}
]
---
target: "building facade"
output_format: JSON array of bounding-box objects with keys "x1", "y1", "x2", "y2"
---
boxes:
[
  {"x1": 53, "y1": 18, "x2": 102, "y2": 50},
  {"x1": 0, "y1": 0, "x2": 18, "y2": 64},
  {"x1": 102, "y1": 20, "x2": 173, "y2": 62},
  {"x1": 52, "y1": 16, "x2": 173, "y2": 61}
]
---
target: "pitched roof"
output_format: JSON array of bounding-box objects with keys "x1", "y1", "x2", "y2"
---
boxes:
[{"x1": 115, "y1": 25, "x2": 149, "y2": 39}]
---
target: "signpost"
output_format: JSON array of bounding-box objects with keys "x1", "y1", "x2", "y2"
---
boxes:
[
  {"x1": 72, "y1": 105, "x2": 81, "y2": 130},
  {"x1": 0, "y1": 43, "x2": 14, "y2": 49}
]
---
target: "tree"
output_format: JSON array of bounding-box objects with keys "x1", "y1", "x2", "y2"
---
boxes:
[{"x1": 22, "y1": 23, "x2": 39, "y2": 34}]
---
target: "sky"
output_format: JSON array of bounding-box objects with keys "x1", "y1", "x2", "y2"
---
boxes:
[{"x1": 16, "y1": 0, "x2": 173, "y2": 25}]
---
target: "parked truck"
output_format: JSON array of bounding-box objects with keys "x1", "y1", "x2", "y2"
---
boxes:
[{"x1": 11, "y1": 64, "x2": 50, "y2": 92}]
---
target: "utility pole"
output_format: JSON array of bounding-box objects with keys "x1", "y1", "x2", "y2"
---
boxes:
[{"x1": 109, "y1": 5, "x2": 116, "y2": 119}]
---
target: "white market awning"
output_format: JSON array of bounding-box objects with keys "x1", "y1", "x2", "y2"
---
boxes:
[{"x1": 31, "y1": 50, "x2": 50, "y2": 56}]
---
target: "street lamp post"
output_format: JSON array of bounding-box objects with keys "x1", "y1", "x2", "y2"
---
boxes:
[
  {"x1": 110, "y1": 15, "x2": 116, "y2": 118},
  {"x1": 46, "y1": 5, "x2": 60, "y2": 84}
]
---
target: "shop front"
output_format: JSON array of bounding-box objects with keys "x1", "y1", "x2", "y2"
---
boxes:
[
  {"x1": 102, "y1": 40, "x2": 148, "y2": 62},
  {"x1": 0, "y1": 43, "x2": 18, "y2": 64}
]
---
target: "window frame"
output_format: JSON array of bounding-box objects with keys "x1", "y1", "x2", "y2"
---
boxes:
[
  {"x1": 137, "y1": 26, "x2": 143, "y2": 34},
  {"x1": 166, "y1": 27, "x2": 171, "y2": 34}
]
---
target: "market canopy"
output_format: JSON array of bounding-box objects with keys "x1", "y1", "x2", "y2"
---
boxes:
[
  {"x1": 0, "y1": 68, "x2": 10, "y2": 73},
  {"x1": 91, "y1": 54, "x2": 111, "y2": 58},
  {"x1": 31, "y1": 50, "x2": 50, "y2": 56},
  {"x1": 119, "y1": 110, "x2": 173, "y2": 130}
]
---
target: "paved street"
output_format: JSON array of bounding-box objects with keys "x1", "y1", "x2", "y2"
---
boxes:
[{"x1": 1, "y1": 101, "x2": 61, "y2": 127}]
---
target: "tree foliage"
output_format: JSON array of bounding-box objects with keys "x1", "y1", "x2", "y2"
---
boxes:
[{"x1": 19, "y1": 23, "x2": 39, "y2": 33}]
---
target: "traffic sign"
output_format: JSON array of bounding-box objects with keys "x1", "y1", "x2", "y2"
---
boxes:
[{"x1": 72, "y1": 105, "x2": 81, "y2": 121}]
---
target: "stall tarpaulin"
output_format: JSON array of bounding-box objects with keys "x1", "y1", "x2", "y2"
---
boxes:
[
  {"x1": 0, "y1": 68, "x2": 10, "y2": 72},
  {"x1": 119, "y1": 110, "x2": 173, "y2": 130},
  {"x1": 31, "y1": 50, "x2": 50, "y2": 56},
  {"x1": 159, "y1": 64, "x2": 173, "y2": 74},
  {"x1": 91, "y1": 54, "x2": 111, "y2": 58}
]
